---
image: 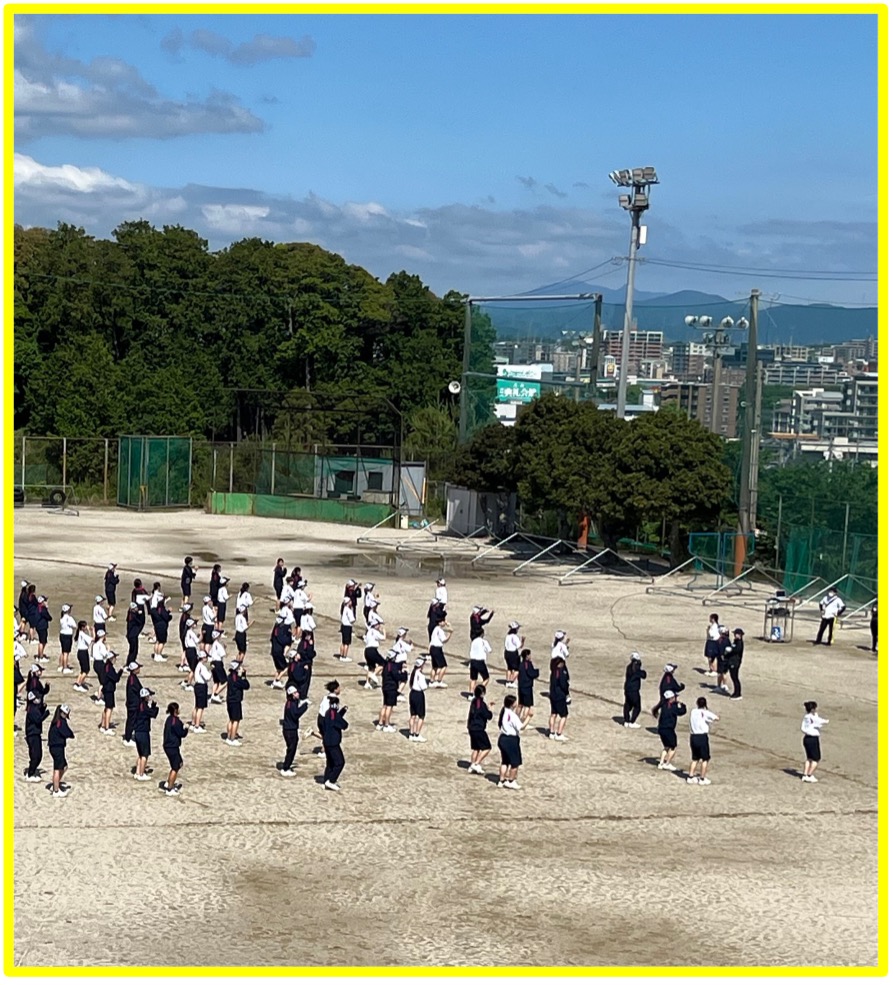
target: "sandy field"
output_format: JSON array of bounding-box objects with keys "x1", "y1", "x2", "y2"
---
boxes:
[{"x1": 11, "y1": 507, "x2": 879, "y2": 969}]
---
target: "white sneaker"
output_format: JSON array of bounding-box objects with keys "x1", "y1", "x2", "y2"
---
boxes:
[
  {"x1": 706, "y1": 670, "x2": 717, "y2": 676},
  {"x1": 802, "y1": 774, "x2": 818, "y2": 783},
  {"x1": 51, "y1": 788, "x2": 69, "y2": 798},
  {"x1": 383, "y1": 725, "x2": 396, "y2": 733},
  {"x1": 225, "y1": 738, "x2": 242, "y2": 747},
  {"x1": 363, "y1": 683, "x2": 374, "y2": 690},
  {"x1": 338, "y1": 656, "x2": 351, "y2": 662},
  {"x1": 414, "y1": 735, "x2": 427, "y2": 743},
  {"x1": 658, "y1": 762, "x2": 674, "y2": 770},
  {"x1": 375, "y1": 723, "x2": 384, "y2": 731},
  {"x1": 279, "y1": 769, "x2": 296, "y2": 777},
  {"x1": 190, "y1": 725, "x2": 206, "y2": 733},
  {"x1": 437, "y1": 682, "x2": 448, "y2": 689},
  {"x1": 324, "y1": 780, "x2": 340, "y2": 791},
  {"x1": 467, "y1": 765, "x2": 476, "y2": 774},
  {"x1": 553, "y1": 734, "x2": 568, "y2": 742},
  {"x1": 316, "y1": 750, "x2": 325, "y2": 758},
  {"x1": 210, "y1": 695, "x2": 223, "y2": 704},
  {"x1": 504, "y1": 779, "x2": 521, "y2": 790},
  {"x1": 271, "y1": 681, "x2": 285, "y2": 690},
  {"x1": 165, "y1": 786, "x2": 181, "y2": 796},
  {"x1": 153, "y1": 655, "x2": 167, "y2": 662},
  {"x1": 471, "y1": 763, "x2": 484, "y2": 775},
  {"x1": 686, "y1": 776, "x2": 700, "y2": 784},
  {"x1": 23, "y1": 774, "x2": 42, "y2": 783},
  {"x1": 627, "y1": 722, "x2": 641, "y2": 729},
  {"x1": 548, "y1": 733, "x2": 556, "y2": 740},
  {"x1": 133, "y1": 773, "x2": 151, "y2": 781},
  {"x1": 622, "y1": 721, "x2": 630, "y2": 727},
  {"x1": 107, "y1": 616, "x2": 117, "y2": 622},
  {"x1": 61, "y1": 668, "x2": 73, "y2": 675},
  {"x1": 698, "y1": 777, "x2": 712, "y2": 785},
  {"x1": 396, "y1": 695, "x2": 406, "y2": 703},
  {"x1": 122, "y1": 739, "x2": 136, "y2": 748},
  {"x1": 497, "y1": 780, "x2": 505, "y2": 788}
]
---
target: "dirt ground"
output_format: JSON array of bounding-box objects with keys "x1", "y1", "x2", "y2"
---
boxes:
[{"x1": 11, "y1": 507, "x2": 879, "y2": 969}]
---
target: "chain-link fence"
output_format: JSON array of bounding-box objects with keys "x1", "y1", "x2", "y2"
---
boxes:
[{"x1": 13, "y1": 435, "x2": 118, "y2": 505}]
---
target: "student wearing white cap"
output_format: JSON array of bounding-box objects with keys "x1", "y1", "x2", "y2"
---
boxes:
[
  {"x1": 392, "y1": 628, "x2": 413, "y2": 703},
  {"x1": 98, "y1": 652, "x2": 122, "y2": 734},
  {"x1": 362, "y1": 583, "x2": 378, "y2": 627},
  {"x1": 177, "y1": 603, "x2": 194, "y2": 673},
  {"x1": 92, "y1": 595, "x2": 108, "y2": 639},
  {"x1": 299, "y1": 603, "x2": 317, "y2": 635},
  {"x1": 33, "y1": 595, "x2": 52, "y2": 662},
  {"x1": 133, "y1": 687, "x2": 159, "y2": 781},
  {"x1": 72, "y1": 620, "x2": 92, "y2": 692},
  {"x1": 550, "y1": 630, "x2": 570, "y2": 663},
  {"x1": 343, "y1": 579, "x2": 362, "y2": 618},
  {"x1": 47, "y1": 704, "x2": 75, "y2": 797},
  {"x1": 376, "y1": 651, "x2": 407, "y2": 732},
  {"x1": 215, "y1": 577, "x2": 230, "y2": 630},
  {"x1": 428, "y1": 613, "x2": 452, "y2": 688},
  {"x1": 104, "y1": 564, "x2": 120, "y2": 621},
  {"x1": 338, "y1": 596, "x2": 356, "y2": 662},
  {"x1": 408, "y1": 656, "x2": 429, "y2": 742},
  {"x1": 503, "y1": 621, "x2": 524, "y2": 688},
  {"x1": 687, "y1": 697, "x2": 719, "y2": 785},
  {"x1": 57, "y1": 604, "x2": 76, "y2": 675},
  {"x1": 800, "y1": 701, "x2": 829, "y2": 782},
  {"x1": 23, "y1": 690, "x2": 50, "y2": 781},
  {"x1": 182, "y1": 618, "x2": 200, "y2": 689},
  {"x1": 362, "y1": 611, "x2": 386, "y2": 689},
  {"x1": 654, "y1": 689, "x2": 687, "y2": 771},
  {"x1": 89, "y1": 629, "x2": 109, "y2": 705},
  {"x1": 225, "y1": 659, "x2": 250, "y2": 746},
  {"x1": 469, "y1": 605, "x2": 495, "y2": 641},
  {"x1": 122, "y1": 660, "x2": 143, "y2": 747},
  {"x1": 467, "y1": 632, "x2": 491, "y2": 699},
  {"x1": 497, "y1": 694, "x2": 528, "y2": 790},
  {"x1": 278, "y1": 685, "x2": 310, "y2": 776},
  {"x1": 434, "y1": 577, "x2": 448, "y2": 608},
  {"x1": 161, "y1": 701, "x2": 189, "y2": 795},
  {"x1": 208, "y1": 631, "x2": 228, "y2": 703},
  {"x1": 201, "y1": 597, "x2": 216, "y2": 651},
  {"x1": 622, "y1": 653, "x2": 647, "y2": 728},
  {"x1": 13, "y1": 639, "x2": 26, "y2": 730},
  {"x1": 190, "y1": 653, "x2": 212, "y2": 733}
]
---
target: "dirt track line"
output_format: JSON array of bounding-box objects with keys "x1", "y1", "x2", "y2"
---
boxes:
[{"x1": 13, "y1": 805, "x2": 877, "y2": 833}]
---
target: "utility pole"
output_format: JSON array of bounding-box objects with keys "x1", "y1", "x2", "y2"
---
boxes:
[
  {"x1": 609, "y1": 167, "x2": 659, "y2": 419},
  {"x1": 735, "y1": 288, "x2": 761, "y2": 573},
  {"x1": 459, "y1": 299, "x2": 472, "y2": 443}
]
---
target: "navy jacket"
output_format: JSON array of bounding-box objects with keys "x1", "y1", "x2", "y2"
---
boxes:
[
  {"x1": 467, "y1": 697, "x2": 493, "y2": 732},
  {"x1": 321, "y1": 707, "x2": 349, "y2": 746},
  {"x1": 163, "y1": 714, "x2": 189, "y2": 749},
  {"x1": 624, "y1": 667, "x2": 647, "y2": 696},
  {"x1": 101, "y1": 662, "x2": 123, "y2": 693},
  {"x1": 725, "y1": 639, "x2": 744, "y2": 670},
  {"x1": 25, "y1": 703, "x2": 49, "y2": 737},
  {"x1": 281, "y1": 697, "x2": 307, "y2": 732},
  {"x1": 134, "y1": 700, "x2": 159, "y2": 735},
  {"x1": 381, "y1": 661, "x2": 407, "y2": 692},
  {"x1": 656, "y1": 697, "x2": 687, "y2": 730},
  {"x1": 34, "y1": 604, "x2": 52, "y2": 631},
  {"x1": 47, "y1": 717, "x2": 75, "y2": 748},
  {"x1": 125, "y1": 673, "x2": 143, "y2": 710},
  {"x1": 226, "y1": 670, "x2": 250, "y2": 704},
  {"x1": 105, "y1": 571, "x2": 119, "y2": 596},
  {"x1": 658, "y1": 671, "x2": 685, "y2": 697},
  {"x1": 518, "y1": 659, "x2": 540, "y2": 691},
  {"x1": 549, "y1": 665, "x2": 570, "y2": 700}
]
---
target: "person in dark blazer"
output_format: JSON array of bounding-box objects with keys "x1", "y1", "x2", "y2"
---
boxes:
[
  {"x1": 133, "y1": 688, "x2": 160, "y2": 780},
  {"x1": 623, "y1": 652, "x2": 647, "y2": 728},
  {"x1": 181, "y1": 557, "x2": 197, "y2": 604},
  {"x1": 321, "y1": 695, "x2": 349, "y2": 791},
  {"x1": 224, "y1": 660, "x2": 250, "y2": 746},
  {"x1": 99, "y1": 653, "x2": 122, "y2": 734},
  {"x1": 104, "y1": 564, "x2": 120, "y2": 621},
  {"x1": 277, "y1": 685, "x2": 309, "y2": 777},
  {"x1": 548, "y1": 656, "x2": 571, "y2": 742},
  {"x1": 161, "y1": 701, "x2": 189, "y2": 795},
  {"x1": 47, "y1": 704, "x2": 75, "y2": 797},
  {"x1": 466, "y1": 684, "x2": 494, "y2": 775},
  {"x1": 654, "y1": 690, "x2": 687, "y2": 772},
  {"x1": 23, "y1": 690, "x2": 50, "y2": 781}
]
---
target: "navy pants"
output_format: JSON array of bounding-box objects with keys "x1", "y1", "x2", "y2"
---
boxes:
[
  {"x1": 324, "y1": 745, "x2": 345, "y2": 783},
  {"x1": 282, "y1": 729, "x2": 298, "y2": 770},
  {"x1": 26, "y1": 734, "x2": 42, "y2": 775}
]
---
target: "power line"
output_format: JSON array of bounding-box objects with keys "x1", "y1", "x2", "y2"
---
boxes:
[{"x1": 640, "y1": 257, "x2": 877, "y2": 283}]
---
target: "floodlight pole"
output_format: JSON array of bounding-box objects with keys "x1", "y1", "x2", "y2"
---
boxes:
[{"x1": 734, "y1": 288, "x2": 761, "y2": 574}]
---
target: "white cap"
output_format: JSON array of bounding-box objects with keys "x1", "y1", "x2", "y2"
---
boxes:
[
  {"x1": 286, "y1": 684, "x2": 298, "y2": 695},
  {"x1": 397, "y1": 627, "x2": 408, "y2": 637},
  {"x1": 554, "y1": 630, "x2": 566, "y2": 640},
  {"x1": 508, "y1": 621, "x2": 520, "y2": 630},
  {"x1": 96, "y1": 628, "x2": 106, "y2": 637},
  {"x1": 185, "y1": 618, "x2": 195, "y2": 627},
  {"x1": 94, "y1": 595, "x2": 104, "y2": 603},
  {"x1": 61, "y1": 604, "x2": 71, "y2": 613},
  {"x1": 663, "y1": 689, "x2": 676, "y2": 699},
  {"x1": 363, "y1": 582, "x2": 374, "y2": 591},
  {"x1": 30, "y1": 663, "x2": 41, "y2": 673},
  {"x1": 37, "y1": 595, "x2": 47, "y2": 603},
  {"x1": 203, "y1": 595, "x2": 212, "y2": 603},
  {"x1": 630, "y1": 651, "x2": 641, "y2": 660},
  {"x1": 26, "y1": 690, "x2": 37, "y2": 701},
  {"x1": 139, "y1": 687, "x2": 154, "y2": 698},
  {"x1": 437, "y1": 578, "x2": 446, "y2": 585},
  {"x1": 414, "y1": 656, "x2": 426, "y2": 667},
  {"x1": 472, "y1": 605, "x2": 482, "y2": 612},
  {"x1": 347, "y1": 579, "x2": 357, "y2": 586},
  {"x1": 664, "y1": 663, "x2": 677, "y2": 672},
  {"x1": 129, "y1": 602, "x2": 138, "y2": 609},
  {"x1": 342, "y1": 597, "x2": 353, "y2": 606},
  {"x1": 126, "y1": 661, "x2": 140, "y2": 671},
  {"x1": 212, "y1": 630, "x2": 221, "y2": 639},
  {"x1": 108, "y1": 562, "x2": 116, "y2": 568},
  {"x1": 60, "y1": 704, "x2": 71, "y2": 715},
  {"x1": 198, "y1": 651, "x2": 208, "y2": 660},
  {"x1": 20, "y1": 580, "x2": 28, "y2": 587}
]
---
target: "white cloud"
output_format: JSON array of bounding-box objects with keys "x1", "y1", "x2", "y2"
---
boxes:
[{"x1": 14, "y1": 153, "x2": 138, "y2": 195}]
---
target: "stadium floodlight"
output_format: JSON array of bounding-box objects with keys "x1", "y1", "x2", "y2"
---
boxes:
[
  {"x1": 684, "y1": 315, "x2": 698, "y2": 326},
  {"x1": 699, "y1": 315, "x2": 713, "y2": 327},
  {"x1": 611, "y1": 164, "x2": 660, "y2": 418},
  {"x1": 737, "y1": 317, "x2": 750, "y2": 330},
  {"x1": 720, "y1": 316, "x2": 735, "y2": 328}
]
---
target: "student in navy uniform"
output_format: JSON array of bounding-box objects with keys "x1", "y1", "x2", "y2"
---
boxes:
[
  {"x1": 181, "y1": 557, "x2": 197, "y2": 604},
  {"x1": 133, "y1": 688, "x2": 160, "y2": 780},
  {"x1": 224, "y1": 660, "x2": 250, "y2": 746},
  {"x1": 338, "y1": 596, "x2": 356, "y2": 662},
  {"x1": 23, "y1": 690, "x2": 50, "y2": 781},
  {"x1": 517, "y1": 649, "x2": 539, "y2": 725},
  {"x1": 131, "y1": 578, "x2": 150, "y2": 608},
  {"x1": 24, "y1": 586, "x2": 40, "y2": 645},
  {"x1": 725, "y1": 628, "x2": 745, "y2": 701},
  {"x1": 273, "y1": 559, "x2": 287, "y2": 603},
  {"x1": 26, "y1": 663, "x2": 50, "y2": 702},
  {"x1": 99, "y1": 652, "x2": 122, "y2": 734},
  {"x1": 58, "y1": 604, "x2": 76, "y2": 674},
  {"x1": 870, "y1": 604, "x2": 878, "y2": 654},
  {"x1": 277, "y1": 685, "x2": 309, "y2": 777},
  {"x1": 408, "y1": 656, "x2": 429, "y2": 742},
  {"x1": 125, "y1": 602, "x2": 145, "y2": 662},
  {"x1": 48, "y1": 704, "x2": 75, "y2": 797},
  {"x1": 428, "y1": 614, "x2": 451, "y2": 689},
  {"x1": 657, "y1": 663, "x2": 685, "y2": 701},
  {"x1": 503, "y1": 622, "x2": 524, "y2": 688},
  {"x1": 316, "y1": 681, "x2": 341, "y2": 741},
  {"x1": 270, "y1": 616, "x2": 292, "y2": 689},
  {"x1": 18, "y1": 582, "x2": 30, "y2": 637},
  {"x1": 33, "y1": 595, "x2": 52, "y2": 663},
  {"x1": 295, "y1": 630, "x2": 316, "y2": 700},
  {"x1": 466, "y1": 684, "x2": 494, "y2": 775},
  {"x1": 548, "y1": 655, "x2": 571, "y2": 742},
  {"x1": 497, "y1": 694, "x2": 528, "y2": 790},
  {"x1": 13, "y1": 643, "x2": 26, "y2": 731},
  {"x1": 89, "y1": 628, "x2": 109, "y2": 705},
  {"x1": 426, "y1": 597, "x2": 446, "y2": 642},
  {"x1": 321, "y1": 695, "x2": 349, "y2": 791},
  {"x1": 216, "y1": 577, "x2": 230, "y2": 630},
  {"x1": 149, "y1": 588, "x2": 172, "y2": 662},
  {"x1": 209, "y1": 565, "x2": 222, "y2": 606},
  {"x1": 122, "y1": 661, "x2": 142, "y2": 748},
  {"x1": 104, "y1": 564, "x2": 120, "y2": 621},
  {"x1": 375, "y1": 651, "x2": 407, "y2": 733},
  {"x1": 714, "y1": 628, "x2": 731, "y2": 694},
  {"x1": 622, "y1": 652, "x2": 647, "y2": 728},
  {"x1": 469, "y1": 605, "x2": 495, "y2": 641},
  {"x1": 161, "y1": 701, "x2": 189, "y2": 795},
  {"x1": 654, "y1": 689, "x2": 687, "y2": 771},
  {"x1": 178, "y1": 604, "x2": 194, "y2": 675}
]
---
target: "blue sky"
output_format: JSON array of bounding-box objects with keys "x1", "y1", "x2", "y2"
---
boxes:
[{"x1": 12, "y1": 10, "x2": 880, "y2": 305}]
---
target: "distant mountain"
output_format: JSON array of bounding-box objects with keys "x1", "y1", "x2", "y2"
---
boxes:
[{"x1": 486, "y1": 283, "x2": 878, "y2": 346}]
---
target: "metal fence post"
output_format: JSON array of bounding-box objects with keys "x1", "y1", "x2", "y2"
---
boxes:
[
  {"x1": 62, "y1": 437, "x2": 67, "y2": 488},
  {"x1": 212, "y1": 448, "x2": 218, "y2": 491},
  {"x1": 229, "y1": 443, "x2": 234, "y2": 494},
  {"x1": 21, "y1": 435, "x2": 26, "y2": 487},
  {"x1": 271, "y1": 443, "x2": 276, "y2": 496},
  {"x1": 104, "y1": 439, "x2": 109, "y2": 504}
]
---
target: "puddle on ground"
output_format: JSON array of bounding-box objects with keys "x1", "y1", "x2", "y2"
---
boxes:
[
  {"x1": 195, "y1": 552, "x2": 248, "y2": 563},
  {"x1": 327, "y1": 552, "x2": 487, "y2": 580}
]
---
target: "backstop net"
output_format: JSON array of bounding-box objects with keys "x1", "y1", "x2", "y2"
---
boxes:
[{"x1": 117, "y1": 436, "x2": 192, "y2": 509}]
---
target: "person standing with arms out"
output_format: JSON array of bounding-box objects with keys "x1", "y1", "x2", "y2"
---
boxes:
[
  {"x1": 654, "y1": 689, "x2": 687, "y2": 772},
  {"x1": 104, "y1": 564, "x2": 120, "y2": 621},
  {"x1": 277, "y1": 685, "x2": 309, "y2": 777},
  {"x1": 517, "y1": 649, "x2": 539, "y2": 726},
  {"x1": 497, "y1": 694, "x2": 528, "y2": 790},
  {"x1": 48, "y1": 704, "x2": 75, "y2": 797},
  {"x1": 132, "y1": 687, "x2": 159, "y2": 780},
  {"x1": 58, "y1": 604, "x2": 76, "y2": 675},
  {"x1": 622, "y1": 652, "x2": 647, "y2": 728},
  {"x1": 72, "y1": 620, "x2": 92, "y2": 693},
  {"x1": 190, "y1": 653, "x2": 212, "y2": 733},
  {"x1": 814, "y1": 587, "x2": 846, "y2": 646},
  {"x1": 209, "y1": 565, "x2": 222, "y2": 608},
  {"x1": 376, "y1": 651, "x2": 406, "y2": 733},
  {"x1": 687, "y1": 697, "x2": 719, "y2": 785},
  {"x1": 428, "y1": 614, "x2": 451, "y2": 689},
  {"x1": 233, "y1": 605, "x2": 251, "y2": 662},
  {"x1": 92, "y1": 595, "x2": 107, "y2": 641},
  {"x1": 224, "y1": 660, "x2": 250, "y2": 746},
  {"x1": 125, "y1": 603, "x2": 143, "y2": 663},
  {"x1": 23, "y1": 690, "x2": 50, "y2": 781},
  {"x1": 89, "y1": 628, "x2": 109, "y2": 705},
  {"x1": 161, "y1": 701, "x2": 188, "y2": 796},
  {"x1": 181, "y1": 615, "x2": 199, "y2": 689},
  {"x1": 362, "y1": 583, "x2": 378, "y2": 627},
  {"x1": 181, "y1": 556, "x2": 197, "y2": 606},
  {"x1": 208, "y1": 630, "x2": 228, "y2": 703},
  {"x1": 548, "y1": 655, "x2": 571, "y2": 742},
  {"x1": 801, "y1": 701, "x2": 829, "y2": 783},
  {"x1": 725, "y1": 629, "x2": 745, "y2": 701},
  {"x1": 704, "y1": 613, "x2": 721, "y2": 676},
  {"x1": 321, "y1": 695, "x2": 349, "y2": 791},
  {"x1": 362, "y1": 610, "x2": 386, "y2": 690},
  {"x1": 466, "y1": 684, "x2": 494, "y2": 775},
  {"x1": 503, "y1": 621, "x2": 523, "y2": 689},
  {"x1": 408, "y1": 656, "x2": 429, "y2": 742},
  {"x1": 338, "y1": 596, "x2": 355, "y2": 662},
  {"x1": 122, "y1": 660, "x2": 142, "y2": 748},
  {"x1": 200, "y1": 597, "x2": 216, "y2": 654},
  {"x1": 99, "y1": 652, "x2": 122, "y2": 735},
  {"x1": 273, "y1": 559, "x2": 287, "y2": 606},
  {"x1": 467, "y1": 630, "x2": 491, "y2": 699},
  {"x1": 151, "y1": 589, "x2": 173, "y2": 662},
  {"x1": 870, "y1": 604, "x2": 878, "y2": 654}
]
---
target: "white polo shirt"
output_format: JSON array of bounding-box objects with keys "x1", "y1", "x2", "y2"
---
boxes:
[
  {"x1": 690, "y1": 708, "x2": 718, "y2": 734},
  {"x1": 499, "y1": 707, "x2": 522, "y2": 736},
  {"x1": 430, "y1": 625, "x2": 448, "y2": 648},
  {"x1": 504, "y1": 632, "x2": 522, "y2": 653},
  {"x1": 470, "y1": 637, "x2": 491, "y2": 663},
  {"x1": 364, "y1": 626, "x2": 385, "y2": 648}
]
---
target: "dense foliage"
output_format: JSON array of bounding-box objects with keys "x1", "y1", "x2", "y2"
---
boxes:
[{"x1": 14, "y1": 221, "x2": 495, "y2": 446}]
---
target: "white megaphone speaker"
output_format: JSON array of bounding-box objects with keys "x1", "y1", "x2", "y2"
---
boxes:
[{"x1": 448, "y1": 380, "x2": 462, "y2": 394}]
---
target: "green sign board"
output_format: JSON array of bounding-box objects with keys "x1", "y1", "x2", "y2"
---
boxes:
[{"x1": 496, "y1": 378, "x2": 541, "y2": 403}]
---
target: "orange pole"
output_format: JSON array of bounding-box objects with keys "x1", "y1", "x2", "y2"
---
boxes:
[{"x1": 578, "y1": 513, "x2": 590, "y2": 550}]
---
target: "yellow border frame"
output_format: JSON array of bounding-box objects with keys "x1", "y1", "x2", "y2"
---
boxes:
[{"x1": 4, "y1": 2, "x2": 887, "y2": 977}]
